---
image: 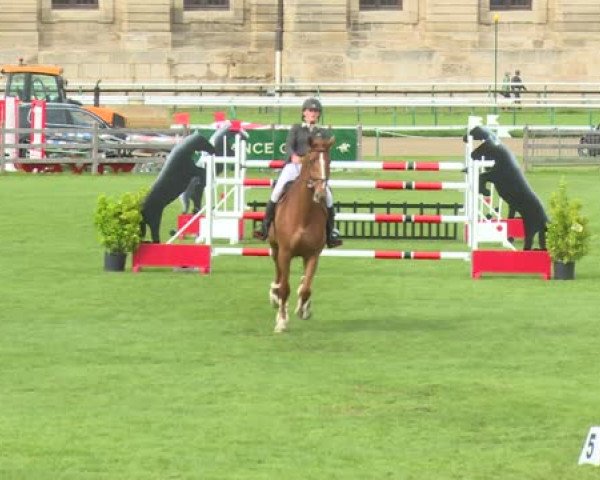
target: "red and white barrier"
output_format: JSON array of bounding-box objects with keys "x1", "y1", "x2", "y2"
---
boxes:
[
  {"x1": 29, "y1": 100, "x2": 46, "y2": 160},
  {"x1": 217, "y1": 211, "x2": 467, "y2": 224},
  {"x1": 213, "y1": 247, "x2": 471, "y2": 261},
  {"x1": 217, "y1": 178, "x2": 467, "y2": 191},
  {"x1": 242, "y1": 160, "x2": 465, "y2": 171},
  {"x1": 2, "y1": 96, "x2": 19, "y2": 161}
]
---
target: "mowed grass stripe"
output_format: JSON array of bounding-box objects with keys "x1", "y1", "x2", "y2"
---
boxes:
[{"x1": 0, "y1": 168, "x2": 598, "y2": 479}]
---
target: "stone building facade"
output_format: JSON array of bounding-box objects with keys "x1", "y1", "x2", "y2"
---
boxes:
[{"x1": 1, "y1": 0, "x2": 600, "y2": 84}]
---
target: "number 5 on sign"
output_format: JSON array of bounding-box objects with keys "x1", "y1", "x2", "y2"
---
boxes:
[{"x1": 579, "y1": 427, "x2": 600, "y2": 465}]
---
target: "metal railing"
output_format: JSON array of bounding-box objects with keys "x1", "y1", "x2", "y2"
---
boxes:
[
  {"x1": 20, "y1": 81, "x2": 600, "y2": 109},
  {"x1": 523, "y1": 126, "x2": 600, "y2": 171},
  {"x1": 0, "y1": 125, "x2": 186, "y2": 174}
]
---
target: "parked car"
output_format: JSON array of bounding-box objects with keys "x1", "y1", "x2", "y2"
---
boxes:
[{"x1": 16, "y1": 103, "x2": 135, "y2": 172}]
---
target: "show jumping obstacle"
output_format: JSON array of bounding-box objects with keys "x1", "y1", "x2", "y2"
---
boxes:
[{"x1": 132, "y1": 116, "x2": 550, "y2": 279}]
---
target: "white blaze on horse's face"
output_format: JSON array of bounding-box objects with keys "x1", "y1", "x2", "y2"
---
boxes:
[{"x1": 312, "y1": 150, "x2": 328, "y2": 203}]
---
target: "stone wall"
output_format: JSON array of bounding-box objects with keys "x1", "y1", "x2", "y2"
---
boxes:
[{"x1": 1, "y1": 0, "x2": 600, "y2": 84}]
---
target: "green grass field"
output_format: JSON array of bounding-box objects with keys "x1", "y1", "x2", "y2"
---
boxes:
[
  {"x1": 1, "y1": 158, "x2": 599, "y2": 479},
  {"x1": 181, "y1": 106, "x2": 600, "y2": 129}
]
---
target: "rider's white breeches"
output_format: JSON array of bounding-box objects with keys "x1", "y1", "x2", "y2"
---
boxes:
[{"x1": 270, "y1": 163, "x2": 333, "y2": 207}]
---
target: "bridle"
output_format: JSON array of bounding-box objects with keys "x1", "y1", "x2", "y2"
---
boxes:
[
  {"x1": 306, "y1": 149, "x2": 329, "y2": 191},
  {"x1": 303, "y1": 147, "x2": 330, "y2": 204}
]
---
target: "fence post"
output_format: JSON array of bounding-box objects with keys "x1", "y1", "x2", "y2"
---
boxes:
[
  {"x1": 91, "y1": 123, "x2": 100, "y2": 175},
  {"x1": 0, "y1": 123, "x2": 5, "y2": 173},
  {"x1": 523, "y1": 126, "x2": 530, "y2": 172},
  {"x1": 356, "y1": 124, "x2": 363, "y2": 161}
]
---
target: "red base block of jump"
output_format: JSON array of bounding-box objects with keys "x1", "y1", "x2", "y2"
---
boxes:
[
  {"x1": 505, "y1": 218, "x2": 525, "y2": 238},
  {"x1": 471, "y1": 249, "x2": 551, "y2": 280},
  {"x1": 132, "y1": 243, "x2": 211, "y2": 274},
  {"x1": 177, "y1": 214, "x2": 202, "y2": 238}
]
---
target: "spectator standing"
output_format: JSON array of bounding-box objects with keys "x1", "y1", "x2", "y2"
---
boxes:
[{"x1": 511, "y1": 70, "x2": 527, "y2": 104}]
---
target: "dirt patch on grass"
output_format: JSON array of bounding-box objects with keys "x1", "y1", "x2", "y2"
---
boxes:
[{"x1": 361, "y1": 136, "x2": 524, "y2": 158}]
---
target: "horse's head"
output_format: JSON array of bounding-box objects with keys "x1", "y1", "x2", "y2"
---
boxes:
[{"x1": 303, "y1": 134, "x2": 335, "y2": 203}]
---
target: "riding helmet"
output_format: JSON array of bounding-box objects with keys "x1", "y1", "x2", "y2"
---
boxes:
[{"x1": 301, "y1": 97, "x2": 322, "y2": 113}]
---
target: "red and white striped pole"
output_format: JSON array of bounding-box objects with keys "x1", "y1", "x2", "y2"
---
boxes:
[
  {"x1": 3, "y1": 96, "x2": 19, "y2": 160},
  {"x1": 243, "y1": 160, "x2": 465, "y2": 171},
  {"x1": 218, "y1": 211, "x2": 468, "y2": 224},
  {"x1": 216, "y1": 178, "x2": 467, "y2": 191},
  {"x1": 30, "y1": 99, "x2": 46, "y2": 160},
  {"x1": 213, "y1": 247, "x2": 470, "y2": 261}
]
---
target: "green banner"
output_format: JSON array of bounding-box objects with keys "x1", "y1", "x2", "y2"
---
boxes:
[{"x1": 196, "y1": 126, "x2": 358, "y2": 161}]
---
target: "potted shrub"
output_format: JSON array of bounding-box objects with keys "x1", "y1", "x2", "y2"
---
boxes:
[
  {"x1": 94, "y1": 189, "x2": 146, "y2": 271},
  {"x1": 546, "y1": 179, "x2": 591, "y2": 280}
]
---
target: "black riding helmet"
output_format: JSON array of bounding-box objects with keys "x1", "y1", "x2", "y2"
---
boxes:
[{"x1": 301, "y1": 97, "x2": 322, "y2": 118}]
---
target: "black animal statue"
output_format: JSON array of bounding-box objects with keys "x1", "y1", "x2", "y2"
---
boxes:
[
  {"x1": 179, "y1": 122, "x2": 248, "y2": 214},
  {"x1": 141, "y1": 131, "x2": 215, "y2": 243},
  {"x1": 466, "y1": 126, "x2": 548, "y2": 250}
]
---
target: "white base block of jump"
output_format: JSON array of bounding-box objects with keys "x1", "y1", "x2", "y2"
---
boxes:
[
  {"x1": 474, "y1": 221, "x2": 515, "y2": 250},
  {"x1": 198, "y1": 217, "x2": 241, "y2": 245}
]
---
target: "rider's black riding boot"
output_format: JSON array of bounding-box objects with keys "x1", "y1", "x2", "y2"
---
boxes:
[
  {"x1": 326, "y1": 206, "x2": 343, "y2": 248},
  {"x1": 254, "y1": 200, "x2": 276, "y2": 241}
]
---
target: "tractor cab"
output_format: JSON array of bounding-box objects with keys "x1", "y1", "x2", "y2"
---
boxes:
[{"x1": 1, "y1": 64, "x2": 68, "y2": 103}]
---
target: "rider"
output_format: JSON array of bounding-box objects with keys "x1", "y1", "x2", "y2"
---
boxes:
[{"x1": 254, "y1": 97, "x2": 342, "y2": 248}]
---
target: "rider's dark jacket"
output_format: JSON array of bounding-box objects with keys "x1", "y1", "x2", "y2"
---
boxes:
[{"x1": 284, "y1": 123, "x2": 323, "y2": 163}]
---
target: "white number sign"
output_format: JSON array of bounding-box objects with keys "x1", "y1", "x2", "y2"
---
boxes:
[{"x1": 579, "y1": 427, "x2": 600, "y2": 466}]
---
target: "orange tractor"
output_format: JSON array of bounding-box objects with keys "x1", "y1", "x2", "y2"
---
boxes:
[
  {"x1": 1, "y1": 63, "x2": 139, "y2": 173},
  {"x1": 1, "y1": 63, "x2": 126, "y2": 127}
]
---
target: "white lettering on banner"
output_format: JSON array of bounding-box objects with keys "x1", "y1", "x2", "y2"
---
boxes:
[{"x1": 244, "y1": 143, "x2": 276, "y2": 155}]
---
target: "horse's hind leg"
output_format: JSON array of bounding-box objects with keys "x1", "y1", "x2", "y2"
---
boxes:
[
  {"x1": 274, "y1": 253, "x2": 291, "y2": 333},
  {"x1": 296, "y1": 256, "x2": 319, "y2": 320}
]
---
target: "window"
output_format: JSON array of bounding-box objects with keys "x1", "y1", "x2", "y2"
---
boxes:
[
  {"x1": 7, "y1": 73, "x2": 26, "y2": 100},
  {"x1": 52, "y1": 0, "x2": 98, "y2": 8},
  {"x1": 490, "y1": 0, "x2": 532, "y2": 10},
  {"x1": 30, "y1": 74, "x2": 61, "y2": 102},
  {"x1": 184, "y1": 0, "x2": 229, "y2": 10},
  {"x1": 359, "y1": 0, "x2": 402, "y2": 10}
]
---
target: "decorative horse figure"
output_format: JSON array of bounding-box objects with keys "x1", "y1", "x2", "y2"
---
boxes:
[{"x1": 268, "y1": 134, "x2": 335, "y2": 333}]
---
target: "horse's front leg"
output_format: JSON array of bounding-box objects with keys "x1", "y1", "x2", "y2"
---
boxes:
[
  {"x1": 274, "y1": 253, "x2": 291, "y2": 333},
  {"x1": 296, "y1": 255, "x2": 319, "y2": 320},
  {"x1": 269, "y1": 244, "x2": 280, "y2": 308}
]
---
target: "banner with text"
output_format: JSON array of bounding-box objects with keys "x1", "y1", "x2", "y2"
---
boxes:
[{"x1": 197, "y1": 126, "x2": 358, "y2": 161}]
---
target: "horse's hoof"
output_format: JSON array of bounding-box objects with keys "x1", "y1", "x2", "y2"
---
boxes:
[
  {"x1": 274, "y1": 324, "x2": 287, "y2": 333},
  {"x1": 295, "y1": 299, "x2": 312, "y2": 320}
]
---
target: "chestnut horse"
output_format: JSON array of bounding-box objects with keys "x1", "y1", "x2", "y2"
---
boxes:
[{"x1": 268, "y1": 135, "x2": 335, "y2": 333}]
